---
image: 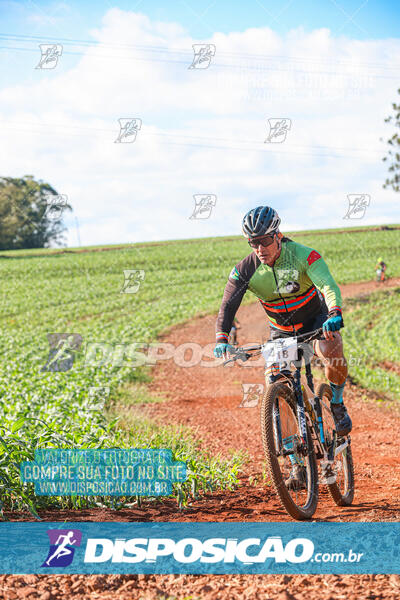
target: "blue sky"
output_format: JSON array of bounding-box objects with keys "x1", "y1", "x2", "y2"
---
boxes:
[
  {"x1": 1, "y1": 0, "x2": 400, "y2": 40},
  {"x1": 0, "y1": 1, "x2": 399, "y2": 246}
]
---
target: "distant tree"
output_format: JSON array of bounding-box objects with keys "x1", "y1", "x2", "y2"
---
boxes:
[
  {"x1": 0, "y1": 175, "x2": 72, "y2": 250},
  {"x1": 383, "y1": 88, "x2": 400, "y2": 192}
]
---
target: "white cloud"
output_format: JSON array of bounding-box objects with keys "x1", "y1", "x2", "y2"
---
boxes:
[{"x1": 0, "y1": 8, "x2": 399, "y2": 246}]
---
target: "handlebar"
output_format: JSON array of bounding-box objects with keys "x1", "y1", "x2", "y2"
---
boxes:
[
  {"x1": 222, "y1": 346, "x2": 262, "y2": 365},
  {"x1": 222, "y1": 327, "x2": 325, "y2": 366},
  {"x1": 295, "y1": 327, "x2": 324, "y2": 343}
]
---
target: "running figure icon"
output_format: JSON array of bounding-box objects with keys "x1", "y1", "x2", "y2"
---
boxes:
[
  {"x1": 45, "y1": 531, "x2": 77, "y2": 566},
  {"x1": 42, "y1": 528, "x2": 82, "y2": 568}
]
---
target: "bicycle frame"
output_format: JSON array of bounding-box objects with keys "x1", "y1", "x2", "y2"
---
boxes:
[
  {"x1": 274, "y1": 344, "x2": 351, "y2": 475},
  {"x1": 292, "y1": 348, "x2": 332, "y2": 462},
  {"x1": 223, "y1": 328, "x2": 350, "y2": 477}
]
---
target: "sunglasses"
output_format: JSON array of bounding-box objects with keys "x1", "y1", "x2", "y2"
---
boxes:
[{"x1": 248, "y1": 234, "x2": 276, "y2": 249}]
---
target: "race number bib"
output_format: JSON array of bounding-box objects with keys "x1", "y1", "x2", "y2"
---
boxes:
[{"x1": 261, "y1": 337, "x2": 298, "y2": 367}]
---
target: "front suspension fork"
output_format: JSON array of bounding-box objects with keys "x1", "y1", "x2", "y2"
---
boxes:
[{"x1": 293, "y1": 359, "x2": 308, "y2": 448}]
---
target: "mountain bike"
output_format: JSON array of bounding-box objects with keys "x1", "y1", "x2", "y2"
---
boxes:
[{"x1": 223, "y1": 327, "x2": 354, "y2": 520}]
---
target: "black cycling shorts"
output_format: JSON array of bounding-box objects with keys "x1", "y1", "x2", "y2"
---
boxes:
[{"x1": 269, "y1": 305, "x2": 329, "y2": 341}]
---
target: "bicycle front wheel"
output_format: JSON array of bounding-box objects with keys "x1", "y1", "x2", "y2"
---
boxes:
[
  {"x1": 261, "y1": 382, "x2": 318, "y2": 520},
  {"x1": 317, "y1": 383, "x2": 355, "y2": 506}
]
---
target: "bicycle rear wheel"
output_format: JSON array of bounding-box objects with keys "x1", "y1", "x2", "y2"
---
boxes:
[
  {"x1": 317, "y1": 383, "x2": 355, "y2": 506},
  {"x1": 261, "y1": 381, "x2": 318, "y2": 520}
]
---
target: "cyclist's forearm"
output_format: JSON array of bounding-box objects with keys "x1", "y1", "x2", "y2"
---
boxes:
[
  {"x1": 215, "y1": 279, "x2": 247, "y2": 342},
  {"x1": 307, "y1": 257, "x2": 342, "y2": 313}
]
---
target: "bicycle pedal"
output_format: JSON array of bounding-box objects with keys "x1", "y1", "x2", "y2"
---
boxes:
[{"x1": 282, "y1": 449, "x2": 295, "y2": 457}]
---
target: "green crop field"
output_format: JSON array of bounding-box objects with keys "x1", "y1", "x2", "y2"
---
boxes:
[
  {"x1": 342, "y1": 288, "x2": 400, "y2": 400},
  {"x1": 0, "y1": 225, "x2": 399, "y2": 517}
]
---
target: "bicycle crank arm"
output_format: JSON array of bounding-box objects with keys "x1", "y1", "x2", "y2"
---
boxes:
[
  {"x1": 334, "y1": 438, "x2": 350, "y2": 457},
  {"x1": 282, "y1": 448, "x2": 295, "y2": 457},
  {"x1": 307, "y1": 415, "x2": 324, "y2": 459}
]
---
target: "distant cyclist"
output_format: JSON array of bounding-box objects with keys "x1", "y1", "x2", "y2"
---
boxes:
[
  {"x1": 213, "y1": 206, "x2": 352, "y2": 489},
  {"x1": 375, "y1": 257, "x2": 387, "y2": 282}
]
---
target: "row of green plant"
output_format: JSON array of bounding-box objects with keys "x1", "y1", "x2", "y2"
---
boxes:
[
  {"x1": 0, "y1": 380, "x2": 245, "y2": 518},
  {"x1": 342, "y1": 288, "x2": 400, "y2": 400}
]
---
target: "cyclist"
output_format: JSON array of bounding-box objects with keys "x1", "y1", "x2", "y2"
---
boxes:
[
  {"x1": 213, "y1": 206, "x2": 352, "y2": 488},
  {"x1": 375, "y1": 257, "x2": 387, "y2": 282}
]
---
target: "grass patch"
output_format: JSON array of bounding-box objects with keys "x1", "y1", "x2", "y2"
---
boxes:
[
  {"x1": 111, "y1": 400, "x2": 247, "y2": 507},
  {"x1": 342, "y1": 288, "x2": 400, "y2": 400},
  {"x1": 117, "y1": 381, "x2": 167, "y2": 405}
]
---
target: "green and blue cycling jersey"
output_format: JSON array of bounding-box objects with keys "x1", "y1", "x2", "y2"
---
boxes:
[{"x1": 215, "y1": 237, "x2": 343, "y2": 343}]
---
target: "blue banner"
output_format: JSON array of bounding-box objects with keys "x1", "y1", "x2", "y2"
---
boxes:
[{"x1": 2, "y1": 522, "x2": 400, "y2": 574}]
